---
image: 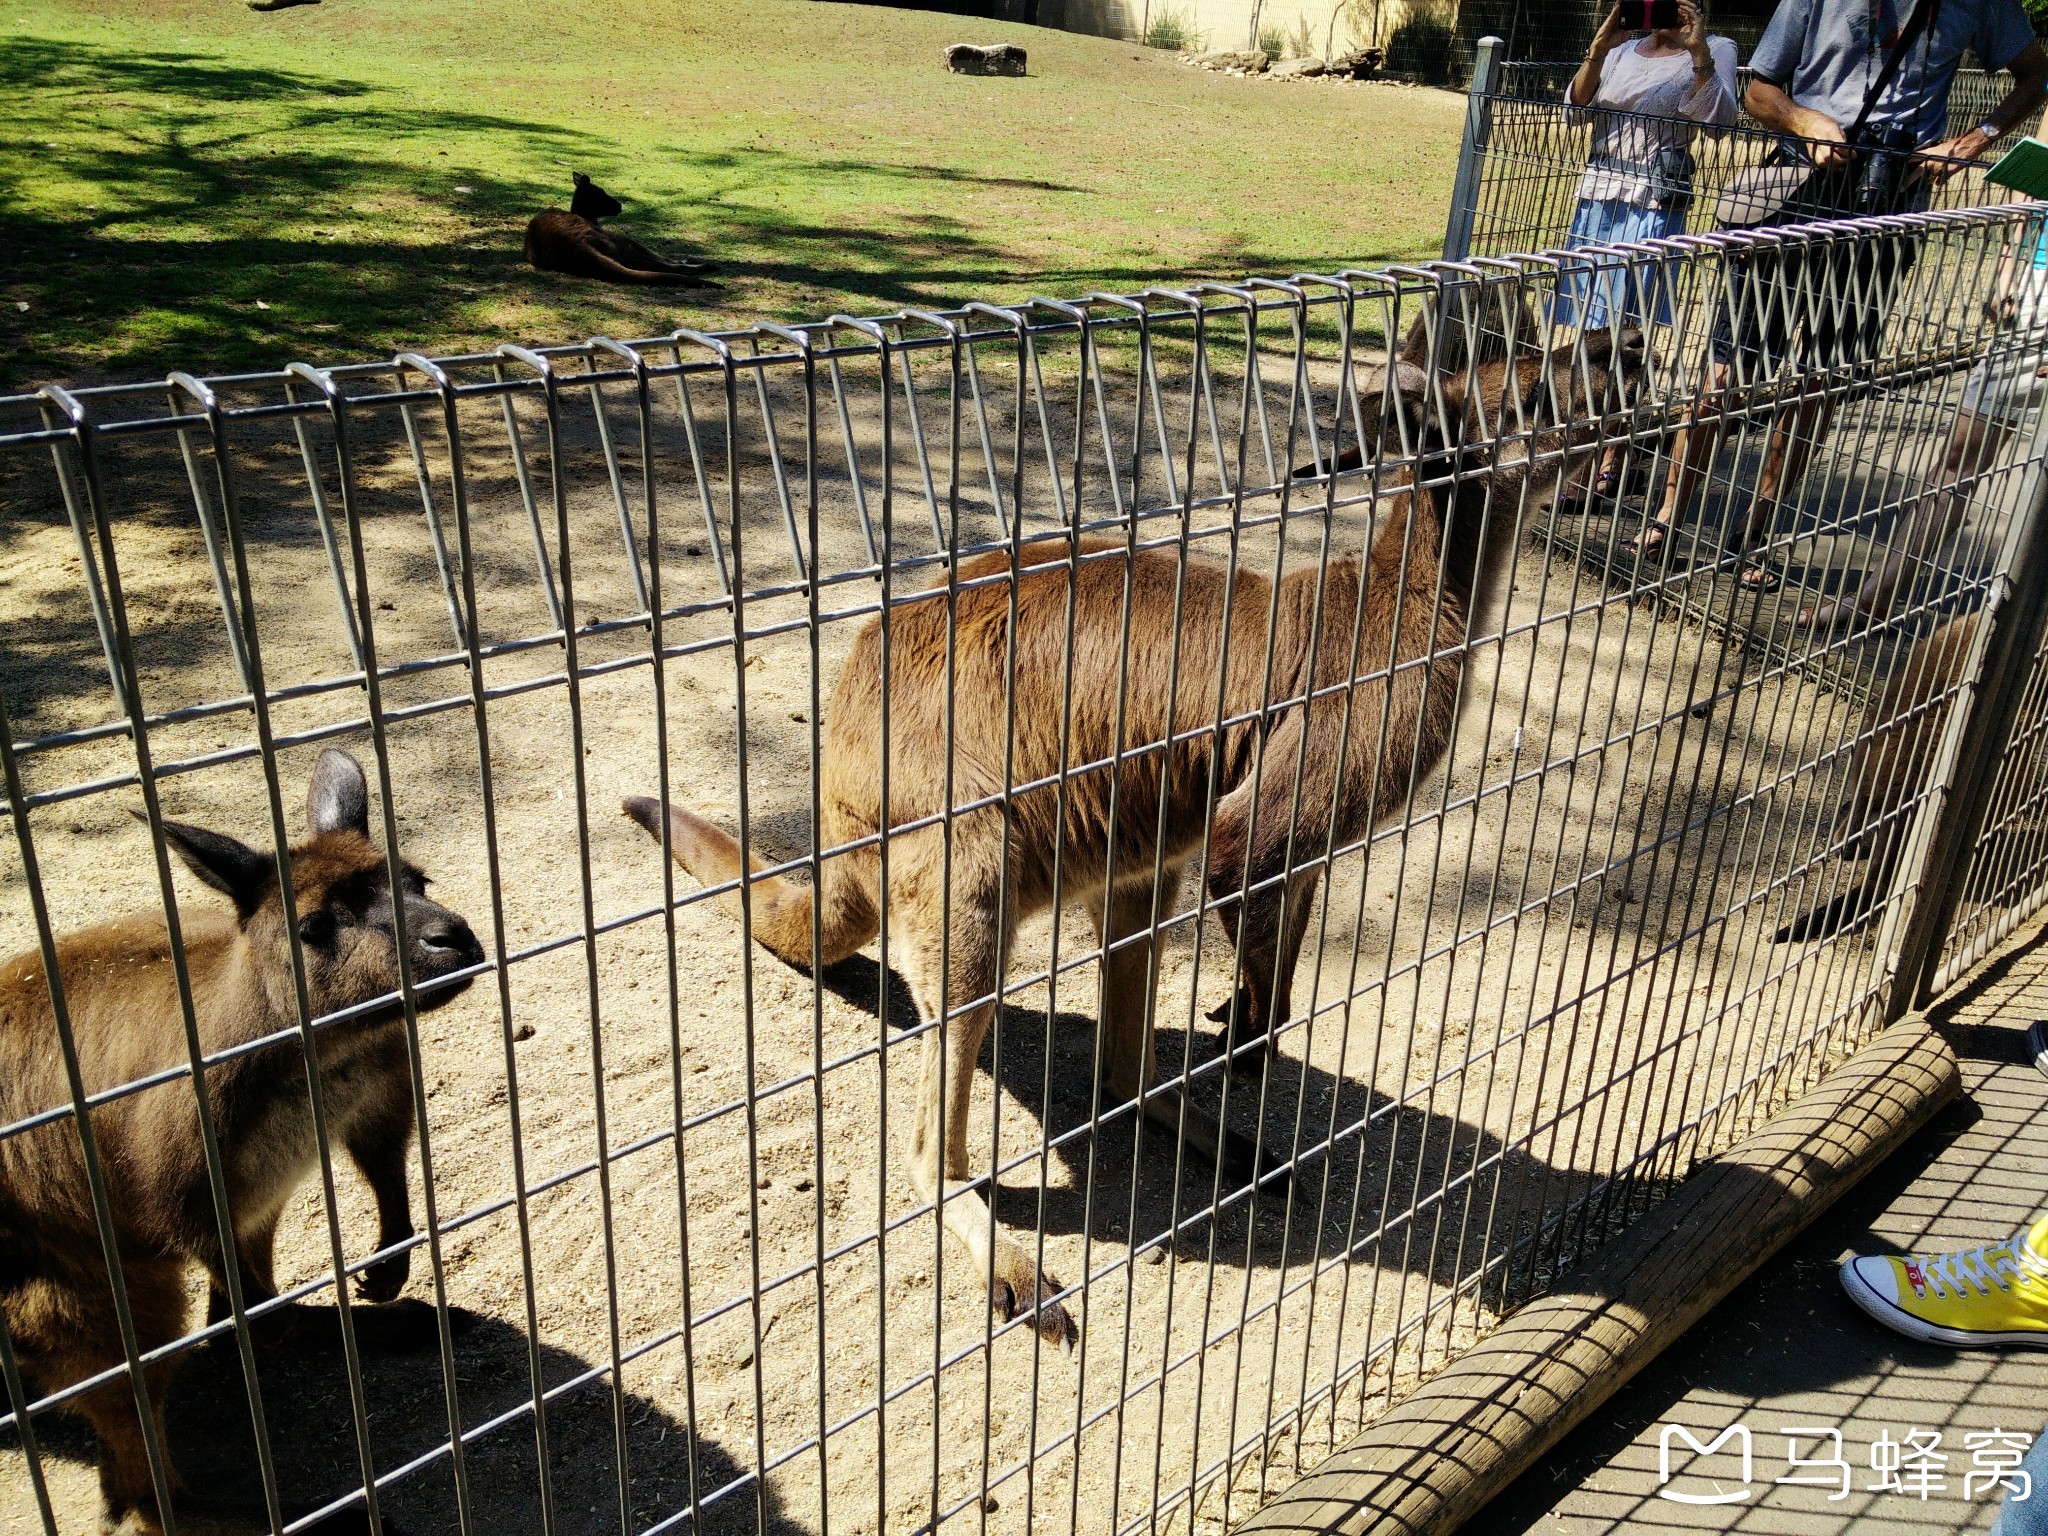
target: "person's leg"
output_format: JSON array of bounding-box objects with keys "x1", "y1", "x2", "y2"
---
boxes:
[
  {"x1": 1988, "y1": 1419, "x2": 2048, "y2": 1536},
  {"x1": 1798, "y1": 410, "x2": 2006, "y2": 626},
  {"x1": 1553, "y1": 206, "x2": 1612, "y2": 509},
  {"x1": 1633, "y1": 243, "x2": 1774, "y2": 559},
  {"x1": 1633, "y1": 373, "x2": 1726, "y2": 555},
  {"x1": 1736, "y1": 387, "x2": 1835, "y2": 587},
  {"x1": 1757, "y1": 233, "x2": 1917, "y2": 594}
]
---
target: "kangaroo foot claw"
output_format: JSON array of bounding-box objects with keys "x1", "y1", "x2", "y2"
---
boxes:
[{"x1": 991, "y1": 1273, "x2": 1078, "y2": 1352}]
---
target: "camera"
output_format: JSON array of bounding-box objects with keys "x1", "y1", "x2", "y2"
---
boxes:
[{"x1": 1618, "y1": 0, "x2": 1682, "y2": 28}]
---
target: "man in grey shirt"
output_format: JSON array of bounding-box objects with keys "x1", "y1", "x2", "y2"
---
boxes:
[
  {"x1": 1626, "y1": 0, "x2": 2046, "y2": 588},
  {"x1": 1751, "y1": 0, "x2": 2038, "y2": 160}
]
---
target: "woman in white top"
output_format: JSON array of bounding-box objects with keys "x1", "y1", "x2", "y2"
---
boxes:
[{"x1": 1555, "y1": 0, "x2": 1739, "y2": 509}]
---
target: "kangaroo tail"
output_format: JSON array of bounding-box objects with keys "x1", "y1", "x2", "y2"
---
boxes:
[{"x1": 622, "y1": 796, "x2": 874, "y2": 968}]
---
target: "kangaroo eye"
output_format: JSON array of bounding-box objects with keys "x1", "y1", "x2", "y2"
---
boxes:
[{"x1": 298, "y1": 908, "x2": 337, "y2": 948}]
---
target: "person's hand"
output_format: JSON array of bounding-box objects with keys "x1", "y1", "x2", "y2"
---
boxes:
[
  {"x1": 1589, "y1": 3, "x2": 1628, "y2": 57},
  {"x1": 1677, "y1": 0, "x2": 1710, "y2": 63},
  {"x1": 1802, "y1": 113, "x2": 1852, "y2": 171},
  {"x1": 1913, "y1": 128, "x2": 1995, "y2": 184}
]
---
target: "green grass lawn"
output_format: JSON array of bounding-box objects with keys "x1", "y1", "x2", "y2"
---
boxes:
[{"x1": 0, "y1": 0, "x2": 1463, "y2": 388}]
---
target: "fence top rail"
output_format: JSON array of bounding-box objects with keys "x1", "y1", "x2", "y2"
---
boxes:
[{"x1": 2, "y1": 201, "x2": 2035, "y2": 448}]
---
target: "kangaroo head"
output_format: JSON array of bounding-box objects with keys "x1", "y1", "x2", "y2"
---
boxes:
[
  {"x1": 1367, "y1": 324, "x2": 1647, "y2": 495},
  {"x1": 154, "y1": 748, "x2": 485, "y2": 1024},
  {"x1": 569, "y1": 172, "x2": 623, "y2": 222},
  {"x1": 1352, "y1": 325, "x2": 1646, "y2": 613}
]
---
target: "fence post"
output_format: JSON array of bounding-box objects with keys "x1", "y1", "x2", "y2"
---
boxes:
[
  {"x1": 1441, "y1": 35, "x2": 1504, "y2": 263},
  {"x1": 1881, "y1": 431, "x2": 2048, "y2": 1022}
]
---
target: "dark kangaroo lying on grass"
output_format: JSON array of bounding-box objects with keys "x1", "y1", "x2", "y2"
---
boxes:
[
  {"x1": 623, "y1": 323, "x2": 1642, "y2": 1347},
  {"x1": 0, "y1": 748, "x2": 484, "y2": 1535},
  {"x1": 1774, "y1": 613, "x2": 1980, "y2": 942},
  {"x1": 524, "y1": 172, "x2": 717, "y2": 287}
]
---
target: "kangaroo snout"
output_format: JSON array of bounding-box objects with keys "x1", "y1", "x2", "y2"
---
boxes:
[
  {"x1": 622, "y1": 794, "x2": 664, "y2": 840},
  {"x1": 411, "y1": 910, "x2": 485, "y2": 980}
]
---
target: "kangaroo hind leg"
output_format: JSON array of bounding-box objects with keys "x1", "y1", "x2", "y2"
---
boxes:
[
  {"x1": 899, "y1": 845, "x2": 1075, "y2": 1348},
  {"x1": 1096, "y1": 878, "x2": 1277, "y2": 1193}
]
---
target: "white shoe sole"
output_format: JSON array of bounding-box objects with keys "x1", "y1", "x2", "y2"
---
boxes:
[{"x1": 1841, "y1": 1260, "x2": 2048, "y2": 1349}]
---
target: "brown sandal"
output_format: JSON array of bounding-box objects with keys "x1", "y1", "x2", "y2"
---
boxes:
[{"x1": 1619, "y1": 522, "x2": 1670, "y2": 562}]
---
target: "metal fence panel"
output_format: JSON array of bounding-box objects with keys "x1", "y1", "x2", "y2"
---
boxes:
[
  {"x1": 1934, "y1": 612, "x2": 2048, "y2": 989},
  {"x1": 4, "y1": 205, "x2": 2048, "y2": 1536},
  {"x1": 1448, "y1": 63, "x2": 2044, "y2": 263}
]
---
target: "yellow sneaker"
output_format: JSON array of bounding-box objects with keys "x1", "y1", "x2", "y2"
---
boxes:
[{"x1": 1841, "y1": 1217, "x2": 2048, "y2": 1348}]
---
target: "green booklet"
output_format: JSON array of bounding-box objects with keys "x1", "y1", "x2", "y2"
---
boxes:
[{"x1": 1986, "y1": 136, "x2": 2048, "y2": 199}]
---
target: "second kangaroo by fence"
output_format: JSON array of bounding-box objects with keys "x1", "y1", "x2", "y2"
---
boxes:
[
  {"x1": 0, "y1": 748, "x2": 484, "y2": 1536},
  {"x1": 1776, "y1": 614, "x2": 1981, "y2": 942},
  {"x1": 627, "y1": 323, "x2": 1642, "y2": 1346}
]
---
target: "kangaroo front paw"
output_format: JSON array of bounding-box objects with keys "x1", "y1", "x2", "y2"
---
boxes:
[
  {"x1": 356, "y1": 1249, "x2": 410, "y2": 1305},
  {"x1": 991, "y1": 1270, "x2": 1078, "y2": 1352}
]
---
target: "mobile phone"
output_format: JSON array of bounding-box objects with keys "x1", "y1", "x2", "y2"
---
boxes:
[{"x1": 1617, "y1": 0, "x2": 1681, "y2": 27}]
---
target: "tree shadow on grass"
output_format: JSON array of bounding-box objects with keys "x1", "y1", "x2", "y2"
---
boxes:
[{"x1": 0, "y1": 36, "x2": 1300, "y2": 391}]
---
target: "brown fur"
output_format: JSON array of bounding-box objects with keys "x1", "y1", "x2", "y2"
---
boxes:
[
  {"x1": 1776, "y1": 614, "x2": 1981, "y2": 942},
  {"x1": 624, "y1": 325, "x2": 1641, "y2": 1347},
  {"x1": 0, "y1": 749, "x2": 483, "y2": 1534}
]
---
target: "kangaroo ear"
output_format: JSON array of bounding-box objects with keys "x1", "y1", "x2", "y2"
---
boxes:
[
  {"x1": 307, "y1": 748, "x2": 370, "y2": 838},
  {"x1": 151, "y1": 815, "x2": 274, "y2": 920},
  {"x1": 1361, "y1": 359, "x2": 1438, "y2": 451},
  {"x1": 1397, "y1": 312, "x2": 1432, "y2": 368}
]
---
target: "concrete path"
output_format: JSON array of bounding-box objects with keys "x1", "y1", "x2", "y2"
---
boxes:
[{"x1": 1487, "y1": 919, "x2": 2048, "y2": 1535}]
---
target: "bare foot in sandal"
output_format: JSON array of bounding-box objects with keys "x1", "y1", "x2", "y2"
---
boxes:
[
  {"x1": 1620, "y1": 521, "x2": 1670, "y2": 561},
  {"x1": 1736, "y1": 555, "x2": 1782, "y2": 592}
]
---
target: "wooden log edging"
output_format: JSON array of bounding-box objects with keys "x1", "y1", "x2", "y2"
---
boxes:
[{"x1": 1233, "y1": 1018, "x2": 1961, "y2": 1536}]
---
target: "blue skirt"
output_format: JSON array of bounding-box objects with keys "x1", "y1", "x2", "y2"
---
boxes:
[{"x1": 1551, "y1": 196, "x2": 1685, "y2": 330}]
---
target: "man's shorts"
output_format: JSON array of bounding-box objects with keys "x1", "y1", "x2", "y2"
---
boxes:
[
  {"x1": 1961, "y1": 286, "x2": 2048, "y2": 425},
  {"x1": 1709, "y1": 230, "x2": 1918, "y2": 380}
]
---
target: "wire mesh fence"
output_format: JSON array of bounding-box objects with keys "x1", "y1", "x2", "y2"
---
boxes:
[
  {"x1": 5, "y1": 201, "x2": 2048, "y2": 1536},
  {"x1": 1450, "y1": 55, "x2": 2047, "y2": 263},
  {"x1": 1934, "y1": 606, "x2": 2048, "y2": 988}
]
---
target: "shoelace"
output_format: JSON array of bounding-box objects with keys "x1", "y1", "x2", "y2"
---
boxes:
[{"x1": 1920, "y1": 1232, "x2": 2048, "y2": 1298}]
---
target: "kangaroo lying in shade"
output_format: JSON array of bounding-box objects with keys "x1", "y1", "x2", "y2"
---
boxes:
[
  {"x1": 0, "y1": 749, "x2": 485, "y2": 1535},
  {"x1": 524, "y1": 173, "x2": 717, "y2": 287},
  {"x1": 625, "y1": 323, "x2": 1642, "y2": 1348}
]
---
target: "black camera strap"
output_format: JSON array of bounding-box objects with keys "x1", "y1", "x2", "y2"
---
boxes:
[{"x1": 1844, "y1": 0, "x2": 1940, "y2": 145}]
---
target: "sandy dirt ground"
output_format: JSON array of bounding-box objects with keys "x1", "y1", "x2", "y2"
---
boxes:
[{"x1": 0, "y1": 332, "x2": 1967, "y2": 1536}]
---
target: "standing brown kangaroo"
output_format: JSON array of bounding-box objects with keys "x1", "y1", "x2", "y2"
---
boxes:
[
  {"x1": 523, "y1": 172, "x2": 717, "y2": 287},
  {"x1": 0, "y1": 748, "x2": 485, "y2": 1535},
  {"x1": 1775, "y1": 613, "x2": 1982, "y2": 942},
  {"x1": 624, "y1": 324, "x2": 1642, "y2": 1347}
]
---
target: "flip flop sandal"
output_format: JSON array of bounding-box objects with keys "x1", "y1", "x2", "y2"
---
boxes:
[
  {"x1": 1619, "y1": 521, "x2": 1670, "y2": 562},
  {"x1": 1736, "y1": 557, "x2": 1783, "y2": 592}
]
